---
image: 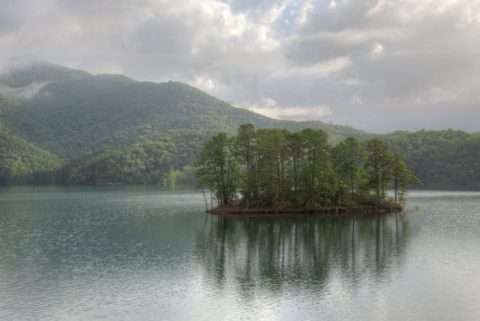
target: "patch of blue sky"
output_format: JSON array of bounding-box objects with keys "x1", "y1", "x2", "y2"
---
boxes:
[
  {"x1": 276, "y1": 1, "x2": 330, "y2": 35},
  {"x1": 218, "y1": 0, "x2": 331, "y2": 35}
]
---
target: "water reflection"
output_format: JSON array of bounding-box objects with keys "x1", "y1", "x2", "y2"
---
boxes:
[
  {"x1": 196, "y1": 214, "x2": 411, "y2": 293},
  {"x1": 1, "y1": 188, "x2": 479, "y2": 321},
  {"x1": 0, "y1": 189, "x2": 205, "y2": 321}
]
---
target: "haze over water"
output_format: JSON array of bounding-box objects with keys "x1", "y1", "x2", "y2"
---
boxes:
[{"x1": 0, "y1": 187, "x2": 479, "y2": 321}]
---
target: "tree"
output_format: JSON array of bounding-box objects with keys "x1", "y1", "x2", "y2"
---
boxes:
[
  {"x1": 390, "y1": 153, "x2": 421, "y2": 203},
  {"x1": 287, "y1": 131, "x2": 304, "y2": 198},
  {"x1": 235, "y1": 124, "x2": 257, "y2": 206},
  {"x1": 299, "y1": 129, "x2": 330, "y2": 207},
  {"x1": 195, "y1": 133, "x2": 238, "y2": 206},
  {"x1": 366, "y1": 138, "x2": 392, "y2": 204},
  {"x1": 255, "y1": 128, "x2": 289, "y2": 206},
  {"x1": 332, "y1": 137, "x2": 367, "y2": 203},
  {"x1": 195, "y1": 125, "x2": 420, "y2": 210}
]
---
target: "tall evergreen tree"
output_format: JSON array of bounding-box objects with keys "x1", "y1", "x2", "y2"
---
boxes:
[
  {"x1": 299, "y1": 129, "x2": 330, "y2": 207},
  {"x1": 236, "y1": 124, "x2": 257, "y2": 207},
  {"x1": 195, "y1": 125, "x2": 420, "y2": 209},
  {"x1": 195, "y1": 133, "x2": 238, "y2": 206},
  {"x1": 255, "y1": 128, "x2": 289, "y2": 206},
  {"x1": 365, "y1": 138, "x2": 393, "y2": 204},
  {"x1": 332, "y1": 137, "x2": 367, "y2": 202},
  {"x1": 390, "y1": 153, "x2": 421, "y2": 203}
]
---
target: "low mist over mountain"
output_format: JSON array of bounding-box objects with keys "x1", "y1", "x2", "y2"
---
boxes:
[{"x1": 0, "y1": 60, "x2": 479, "y2": 187}]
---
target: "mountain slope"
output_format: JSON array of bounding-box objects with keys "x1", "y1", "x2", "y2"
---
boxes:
[
  {"x1": 0, "y1": 93, "x2": 61, "y2": 184},
  {"x1": 0, "y1": 92, "x2": 61, "y2": 184},
  {"x1": 0, "y1": 61, "x2": 479, "y2": 188},
  {"x1": 0, "y1": 58, "x2": 89, "y2": 88},
  {"x1": 383, "y1": 129, "x2": 480, "y2": 188},
  {"x1": 0, "y1": 126, "x2": 61, "y2": 184},
  {"x1": 1, "y1": 62, "x2": 368, "y2": 160}
]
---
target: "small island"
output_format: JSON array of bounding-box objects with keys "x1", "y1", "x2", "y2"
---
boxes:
[{"x1": 195, "y1": 124, "x2": 420, "y2": 215}]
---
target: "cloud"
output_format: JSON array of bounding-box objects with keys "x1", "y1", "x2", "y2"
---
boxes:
[
  {"x1": 1, "y1": 0, "x2": 480, "y2": 132},
  {"x1": 369, "y1": 42, "x2": 384, "y2": 57},
  {"x1": 280, "y1": 0, "x2": 480, "y2": 131},
  {"x1": 243, "y1": 96, "x2": 332, "y2": 121},
  {"x1": 249, "y1": 104, "x2": 332, "y2": 121}
]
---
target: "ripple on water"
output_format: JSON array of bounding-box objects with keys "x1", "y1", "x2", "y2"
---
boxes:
[{"x1": 0, "y1": 187, "x2": 479, "y2": 321}]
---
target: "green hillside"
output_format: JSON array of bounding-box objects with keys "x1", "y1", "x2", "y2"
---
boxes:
[
  {"x1": 0, "y1": 93, "x2": 61, "y2": 184},
  {"x1": 2, "y1": 66, "x2": 368, "y2": 159},
  {"x1": 383, "y1": 130, "x2": 480, "y2": 188},
  {"x1": 0, "y1": 60, "x2": 89, "y2": 88},
  {"x1": 0, "y1": 126, "x2": 61, "y2": 184},
  {"x1": 0, "y1": 61, "x2": 479, "y2": 188}
]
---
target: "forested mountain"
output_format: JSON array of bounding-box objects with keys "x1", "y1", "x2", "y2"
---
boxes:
[
  {"x1": 383, "y1": 130, "x2": 480, "y2": 188},
  {"x1": 0, "y1": 60, "x2": 89, "y2": 88},
  {"x1": 0, "y1": 61, "x2": 479, "y2": 188},
  {"x1": 1, "y1": 62, "x2": 368, "y2": 159},
  {"x1": 0, "y1": 126, "x2": 61, "y2": 184}
]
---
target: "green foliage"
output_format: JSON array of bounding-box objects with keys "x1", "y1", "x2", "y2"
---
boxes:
[
  {"x1": 0, "y1": 62, "x2": 367, "y2": 159},
  {"x1": 383, "y1": 130, "x2": 480, "y2": 188},
  {"x1": 390, "y1": 153, "x2": 421, "y2": 203},
  {"x1": 255, "y1": 128, "x2": 291, "y2": 206},
  {"x1": 332, "y1": 137, "x2": 367, "y2": 203},
  {"x1": 195, "y1": 124, "x2": 419, "y2": 208},
  {"x1": 366, "y1": 139, "x2": 394, "y2": 203},
  {"x1": 0, "y1": 93, "x2": 20, "y2": 114},
  {"x1": 64, "y1": 138, "x2": 176, "y2": 185},
  {"x1": 0, "y1": 62, "x2": 371, "y2": 185},
  {"x1": 235, "y1": 124, "x2": 258, "y2": 206},
  {"x1": 195, "y1": 133, "x2": 239, "y2": 205},
  {"x1": 0, "y1": 62, "x2": 479, "y2": 188},
  {"x1": 0, "y1": 92, "x2": 61, "y2": 184},
  {"x1": 0, "y1": 124, "x2": 61, "y2": 184}
]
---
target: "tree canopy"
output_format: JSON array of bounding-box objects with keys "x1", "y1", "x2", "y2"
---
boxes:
[{"x1": 196, "y1": 124, "x2": 420, "y2": 209}]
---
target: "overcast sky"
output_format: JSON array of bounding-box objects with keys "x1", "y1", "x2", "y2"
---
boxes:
[{"x1": 1, "y1": 0, "x2": 479, "y2": 132}]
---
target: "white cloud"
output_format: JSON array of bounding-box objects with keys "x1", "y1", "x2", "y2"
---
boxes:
[
  {"x1": 249, "y1": 104, "x2": 332, "y2": 121},
  {"x1": 369, "y1": 42, "x2": 384, "y2": 57},
  {"x1": 244, "y1": 97, "x2": 332, "y2": 121},
  {"x1": 272, "y1": 56, "x2": 352, "y2": 81},
  {"x1": 2, "y1": 0, "x2": 480, "y2": 132}
]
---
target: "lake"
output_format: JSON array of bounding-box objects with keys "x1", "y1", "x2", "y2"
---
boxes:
[{"x1": 0, "y1": 187, "x2": 479, "y2": 321}]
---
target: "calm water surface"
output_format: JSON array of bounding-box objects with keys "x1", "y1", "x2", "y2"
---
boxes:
[{"x1": 0, "y1": 187, "x2": 479, "y2": 321}]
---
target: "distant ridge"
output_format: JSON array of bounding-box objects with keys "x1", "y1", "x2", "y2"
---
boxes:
[
  {"x1": 0, "y1": 57, "x2": 90, "y2": 88},
  {"x1": 0, "y1": 60, "x2": 479, "y2": 187},
  {"x1": 0, "y1": 60, "x2": 369, "y2": 159}
]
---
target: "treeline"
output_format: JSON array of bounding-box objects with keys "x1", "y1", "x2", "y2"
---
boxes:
[
  {"x1": 63, "y1": 139, "x2": 176, "y2": 184},
  {"x1": 60, "y1": 130, "x2": 212, "y2": 185},
  {"x1": 2, "y1": 63, "x2": 480, "y2": 188},
  {"x1": 0, "y1": 125, "x2": 61, "y2": 184},
  {"x1": 383, "y1": 129, "x2": 480, "y2": 188},
  {"x1": 195, "y1": 124, "x2": 420, "y2": 208}
]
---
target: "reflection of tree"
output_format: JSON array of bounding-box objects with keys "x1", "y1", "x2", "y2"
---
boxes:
[{"x1": 195, "y1": 214, "x2": 411, "y2": 292}]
